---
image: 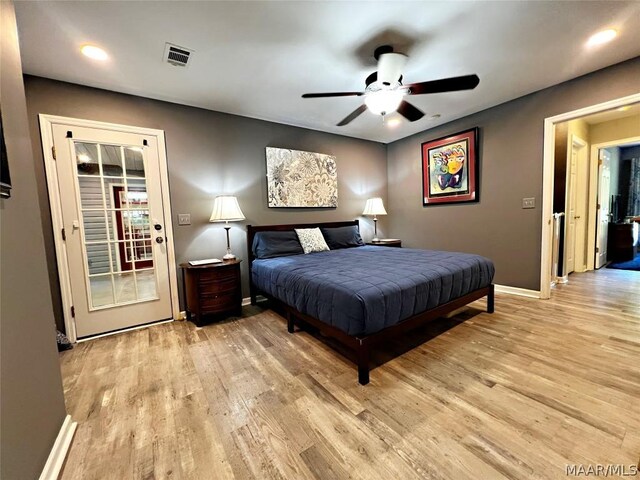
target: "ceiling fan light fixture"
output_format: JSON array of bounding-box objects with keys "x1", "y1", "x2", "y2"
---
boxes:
[{"x1": 364, "y1": 89, "x2": 404, "y2": 116}]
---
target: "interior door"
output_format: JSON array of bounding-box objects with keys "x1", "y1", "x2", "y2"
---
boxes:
[
  {"x1": 565, "y1": 146, "x2": 578, "y2": 274},
  {"x1": 574, "y1": 140, "x2": 589, "y2": 272},
  {"x1": 52, "y1": 124, "x2": 173, "y2": 338},
  {"x1": 595, "y1": 149, "x2": 611, "y2": 268}
]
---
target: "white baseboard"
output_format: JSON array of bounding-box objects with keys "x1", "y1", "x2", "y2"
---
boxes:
[
  {"x1": 39, "y1": 415, "x2": 77, "y2": 480},
  {"x1": 242, "y1": 295, "x2": 267, "y2": 306},
  {"x1": 494, "y1": 284, "x2": 541, "y2": 299}
]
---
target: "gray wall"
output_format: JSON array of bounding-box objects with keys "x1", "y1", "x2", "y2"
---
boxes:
[
  {"x1": 0, "y1": 3, "x2": 68, "y2": 479},
  {"x1": 387, "y1": 57, "x2": 640, "y2": 291},
  {"x1": 23, "y1": 76, "x2": 388, "y2": 325}
]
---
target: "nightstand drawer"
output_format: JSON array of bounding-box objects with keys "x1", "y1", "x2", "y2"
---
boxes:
[
  {"x1": 200, "y1": 267, "x2": 238, "y2": 283},
  {"x1": 200, "y1": 292, "x2": 238, "y2": 312},
  {"x1": 199, "y1": 276, "x2": 238, "y2": 294}
]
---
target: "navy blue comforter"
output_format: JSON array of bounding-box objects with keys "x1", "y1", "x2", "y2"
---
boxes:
[{"x1": 252, "y1": 246, "x2": 494, "y2": 336}]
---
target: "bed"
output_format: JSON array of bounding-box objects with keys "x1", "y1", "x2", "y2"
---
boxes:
[{"x1": 247, "y1": 220, "x2": 495, "y2": 385}]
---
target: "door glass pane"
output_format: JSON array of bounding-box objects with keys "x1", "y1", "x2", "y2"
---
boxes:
[
  {"x1": 87, "y1": 243, "x2": 111, "y2": 275},
  {"x1": 90, "y1": 275, "x2": 114, "y2": 308},
  {"x1": 124, "y1": 147, "x2": 145, "y2": 177},
  {"x1": 136, "y1": 270, "x2": 158, "y2": 300},
  {"x1": 82, "y1": 210, "x2": 108, "y2": 243},
  {"x1": 132, "y1": 240, "x2": 154, "y2": 266},
  {"x1": 100, "y1": 144, "x2": 123, "y2": 176},
  {"x1": 114, "y1": 273, "x2": 137, "y2": 303},
  {"x1": 76, "y1": 143, "x2": 100, "y2": 176},
  {"x1": 72, "y1": 140, "x2": 158, "y2": 310},
  {"x1": 77, "y1": 176, "x2": 103, "y2": 210}
]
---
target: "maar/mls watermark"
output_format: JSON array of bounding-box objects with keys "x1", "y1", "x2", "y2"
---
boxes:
[{"x1": 566, "y1": 464, "x2": 639, "y2": 477}]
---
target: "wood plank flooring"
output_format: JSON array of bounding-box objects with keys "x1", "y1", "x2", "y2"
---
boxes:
[{"x1": 59, "y1": 268, "x2": 640, "y2": 479}]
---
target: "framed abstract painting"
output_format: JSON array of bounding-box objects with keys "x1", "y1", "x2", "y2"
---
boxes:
[{"x1": 421, "y1": 127, "x2": 479, "y2": 206}]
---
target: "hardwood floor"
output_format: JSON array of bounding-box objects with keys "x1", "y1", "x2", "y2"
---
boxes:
[{"x1": 59, "y1": 269, "x2": 640, "y2": 479}]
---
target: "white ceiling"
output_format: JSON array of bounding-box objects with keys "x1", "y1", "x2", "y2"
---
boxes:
[{"x1": 14, "y1": 1, "x2": 640, "y2": 144}]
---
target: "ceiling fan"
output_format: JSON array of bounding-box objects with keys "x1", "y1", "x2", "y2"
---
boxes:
[{"x1": 302, "y1": 45, "x2": 480, "y2": 126}]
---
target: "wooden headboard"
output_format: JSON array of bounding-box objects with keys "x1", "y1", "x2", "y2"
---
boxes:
[{"x1": 246, "y1": 219, "x2": 359, "y2": 303}]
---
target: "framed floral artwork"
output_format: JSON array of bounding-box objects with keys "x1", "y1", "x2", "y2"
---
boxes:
[
  {"x1": 266, "y1": 147, "x2": 338, "y2": 207},
  {"x1": 422, "y1": 127, "x2": 479, "y2": 206}
]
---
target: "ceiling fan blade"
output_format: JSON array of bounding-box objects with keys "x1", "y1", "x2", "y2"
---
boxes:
[
  {"x1": 407, "y1": 74, "x2": 480, "y2": 95},
  {"x1": 377, "y1": 52, "x2": 408, "y2": 86},
  {"x1": 302, "y1": 92, "x2": 364, "y2": 98},
  {"x1": 396, "y1": 100, "x2": 425, "y2": 122},
  {"x1": 337, "y1": 104, "x2": 368, "y2": 126}
]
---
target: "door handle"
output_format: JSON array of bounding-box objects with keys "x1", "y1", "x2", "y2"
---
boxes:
[{"x1": 155, "y1": 237, "x2": 164, "y2": 244}]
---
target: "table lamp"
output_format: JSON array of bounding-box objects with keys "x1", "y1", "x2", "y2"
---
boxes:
[
  {"x1": 209, "y1": 195, "x2": 245, "y2": 260},
  {"x1": 363, "y1": 197, "x2": 387, "y2": 241}
]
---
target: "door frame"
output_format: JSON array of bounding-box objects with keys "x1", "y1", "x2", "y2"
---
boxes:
[
  {"x1": 39, "y1": 114, "x2": 180, "y2": 342},
  {"x1": 540, "y1": 93, "x2": 640, "y2": 299},
  {"x1": 588, "y1": 135, "x2": 640, "y2": 270}
]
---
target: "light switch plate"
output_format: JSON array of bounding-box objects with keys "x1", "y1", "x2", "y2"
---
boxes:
[
  {"x1": 178, "y1": 213, "x2": 191, "y2": 225},
  {"x1": 522, "y1": 197, "x2": 536, "y2": 209}
]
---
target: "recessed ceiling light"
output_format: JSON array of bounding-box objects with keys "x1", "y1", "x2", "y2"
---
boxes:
[
  {"x1": 81, "y1": 44, "x2": 108, "y2": 61},
  {"x1": 386, "y1": 118, "x2": 401, "y2": 128},
  {"x1": 586, "y1": 29, "x2": 617, "y2": 47}
]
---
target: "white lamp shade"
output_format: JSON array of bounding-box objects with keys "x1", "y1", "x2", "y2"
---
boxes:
[
  {"x1": 363, "y1": 197, "x2": 387, "y2": 216},
  {"x1": 209, "y1": 195, "x2": 245, "y2": 222}
]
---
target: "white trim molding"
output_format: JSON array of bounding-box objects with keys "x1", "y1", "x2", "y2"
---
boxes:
[
  {"x1": 243, "y1": 295, "x2": 267, "y2": 306},
  {"x1": 540, "y1": 93, "x2": 640, "y2": 300},
  {"x1": 39, "y1": 415, "x2": 77, "y2": 480},
  {"x1": 494, "y1": 284, "x2": 541, "y2": 299}
]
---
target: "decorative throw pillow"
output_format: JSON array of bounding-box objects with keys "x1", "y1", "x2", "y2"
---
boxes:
[
  {"x1": 321, "y1": 226, "x2": 364, "y2": 249},
  {"x1": 252, "y1": 231, "x2": 304, "y2": 259},
  {"x1": 295, "y1": 228, "x2": 330, "y2": 254}
]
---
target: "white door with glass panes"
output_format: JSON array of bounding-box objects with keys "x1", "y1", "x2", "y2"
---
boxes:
[{"x1": 52, "y1": 124, "x2": 173, "y2": 338}]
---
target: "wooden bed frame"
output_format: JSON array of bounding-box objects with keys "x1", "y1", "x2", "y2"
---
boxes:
[{"x1": 247, "y1": 220, "x2": 494, "y2": 385}]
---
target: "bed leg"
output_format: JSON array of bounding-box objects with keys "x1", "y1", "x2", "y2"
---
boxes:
[
  {"x1": 487, "y1": 284, "x2": 495, "y2": 314},
  {"x1": 356, "y1": 343, "x2": 370, "y2": 385},
  {"x1": 287, "y1": 311, "x2": 295, "y2": 334}
]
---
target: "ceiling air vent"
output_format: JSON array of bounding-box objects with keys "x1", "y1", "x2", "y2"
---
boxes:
[{"x1": 163, "y1": 43, "x2": 193, "y2": 67}]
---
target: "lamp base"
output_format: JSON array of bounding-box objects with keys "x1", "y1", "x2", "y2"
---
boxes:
[{"x1": 223, "y1": 252, "x2": 236, "y2": 260}]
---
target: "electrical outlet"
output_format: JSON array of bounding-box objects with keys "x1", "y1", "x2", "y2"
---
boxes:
[
  {"x1": 522, "y1": 197, "x2": 536, "y2": 209},
  {"x1": 178, "y1": 213, "x2": 191, "y2": 225}
]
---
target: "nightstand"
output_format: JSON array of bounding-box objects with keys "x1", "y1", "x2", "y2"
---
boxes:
[
  {"x1": 366, "y1": 239, "x2": 402, "y2": 248},
  {"x1": 180, "y1": 260, "x2": 242, "y2": 326}
]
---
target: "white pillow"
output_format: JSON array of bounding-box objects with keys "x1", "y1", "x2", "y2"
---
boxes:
[{"x1": 295, "y1": 228, "x2": 330, "y2": 254}]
